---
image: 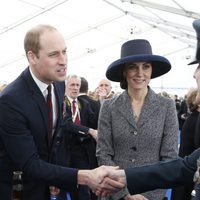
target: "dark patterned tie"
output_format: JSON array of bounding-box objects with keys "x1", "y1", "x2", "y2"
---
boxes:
[
  {"x1": 72, "y1": 100, "x2": 80, "y2": 125},
  {"x1": 47, "y1": 85, "x2": 53, "y2": 141}
]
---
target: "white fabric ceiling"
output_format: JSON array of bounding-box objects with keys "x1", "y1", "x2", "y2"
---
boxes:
[{"x1": 0, "y1": 0, "x2": 199, "y2": 96}]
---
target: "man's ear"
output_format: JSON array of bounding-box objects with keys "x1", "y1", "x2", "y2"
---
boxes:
[{"x1": 27, "y1": 51, "x2": 37, "y2": 65}]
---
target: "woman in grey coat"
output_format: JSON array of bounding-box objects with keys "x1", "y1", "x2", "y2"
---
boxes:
[{"x1": 96, "y1": 39, "x2": 179, "y2": 200}]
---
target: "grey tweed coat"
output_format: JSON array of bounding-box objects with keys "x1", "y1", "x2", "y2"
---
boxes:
[{"x1": 96, "y1": 88, "x2": 179, "y2": 200}]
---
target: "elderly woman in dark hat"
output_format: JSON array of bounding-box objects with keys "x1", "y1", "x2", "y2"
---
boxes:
[{"x1": 96, "y1": 39, "x2": 179, "y2": 200}]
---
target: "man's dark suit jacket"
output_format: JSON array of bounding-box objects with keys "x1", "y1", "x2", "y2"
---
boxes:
[
  {"x1": 59, "y1": 97, "x2": 98, "y2": 200},
  {"x1": 0, "y1": 68, "x2": 78, "y2": 200},
  {"x1": 78, "y1": 94, "x2": 100, "y2": 128},
  {"x1": 125, "y1": 147, "x2": 199, "y2": 195},
  {"x1": 77, "y1": 97, "x2": 97, "y2": 129},
  {"x1": 63, "y1": 97, "x2": 98, "y2": 169}
]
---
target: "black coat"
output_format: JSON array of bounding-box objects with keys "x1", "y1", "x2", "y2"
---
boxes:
[
  {"x1": 63, "y1": 97, "x2": 98, "y2": 169},
  {"x1": 0, "y1": 68, "x2": 78, "y2": 200},
  {"x1": 179, "y1": 110, "x2": 199, "y2": 157},
  {"x1": 171, "y1": 110, "x2": 200, "y2": 200},
  {"x1": 78, "y1": 94, "x2": 100, "y2": 128},
  {"x1": 178, "y1": 100, "x2": 188, "y2": 130}
]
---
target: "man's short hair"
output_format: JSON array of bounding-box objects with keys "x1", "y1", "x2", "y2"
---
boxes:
[{"x1": 80, "y1": 77, "x2": 88, "y2": 93}]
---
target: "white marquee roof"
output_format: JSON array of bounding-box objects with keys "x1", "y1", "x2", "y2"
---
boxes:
[{"x1": 0, "y1": 0, "x2": 199, "y2": 96}]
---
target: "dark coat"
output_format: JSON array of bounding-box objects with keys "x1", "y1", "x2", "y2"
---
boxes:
[
  {"x1": 0, "y1": 68, "x2": 78, "y2": 200},
  {"x1": 179, "y1": 110, "x2": 200, "y2": 157},
  {"x1": 63, "y1": 97, "x2": 98, "y2": 169},
  {"x1": 194, "y1": 114, "x2": 200, "y2": 148},
  {"x1": 177, "y1": 99, "x2": 188, "y2": 130},
  {"x1": 78, "y1": 94, "x2": 100, "y2": 128},
  {"x1": 60, "y1": 96, "x2": 98, "y2": 200},
  {"x1": 171, "y1": 110, "x2": 199, "y2": 200}
]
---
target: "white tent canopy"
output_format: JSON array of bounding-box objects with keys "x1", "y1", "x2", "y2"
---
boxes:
[{"x1": 0, "y1": 0, "x2": 199, "y2": 96}]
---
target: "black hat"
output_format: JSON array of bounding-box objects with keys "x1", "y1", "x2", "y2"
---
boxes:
[
  {"x1": 106, "y1": 39, "x2": 171, "y2": 82},
  {"x1": 188, "y1": 19, "x2": 200, "y2": 65}
]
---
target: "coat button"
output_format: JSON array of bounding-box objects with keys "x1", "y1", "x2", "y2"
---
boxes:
[
  {"x1": 131, "y1": 146, "x2": 137, "y2": 151},
  {"x1": 133, "y1": 131, "x2": 137, "y2": 135},
  {"x1": 131, "y1": 159, "x2": 135, "y2": 162}
]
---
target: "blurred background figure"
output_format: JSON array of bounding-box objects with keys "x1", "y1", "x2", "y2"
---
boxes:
[
  {"x1": 0, "y1": 83, "x2": 7, "y2": 92},
  {"x1": 93, "y1": 78, "x2": 114, "y2": 103},
  {"x1": 171, "y1": 88, "x2": 200, "y2": 200},
  {"x1": 177, "y1": 94, "x2": 189, "y2": 131},
  {"x1": 174, "y1": 94, "x2": 181, "y2": 113},
  {"x1": 79, "y1": 77, "x2": 100, "y2": 129},
  {"x1": 158, "y1": 91, "x2": 171, "y2": 99}
]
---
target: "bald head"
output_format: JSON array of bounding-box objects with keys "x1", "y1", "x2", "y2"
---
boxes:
[{"x1": 98, "y1": 78, "x2": 112, "y2": 95}]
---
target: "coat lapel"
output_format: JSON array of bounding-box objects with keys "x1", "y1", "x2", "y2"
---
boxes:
[
  {"x1": 138, "y1": 88, "x2": 158, "y2": 128},
  {"x1": 115, "y1": 91, "x2": 137, "y2": 129},
  {"x1": 114, "y1": 88, "x2": 158, "y2": 129}
]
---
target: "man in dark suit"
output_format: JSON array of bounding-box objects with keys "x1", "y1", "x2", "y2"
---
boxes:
[
  {"x1": 177, "y1": 95, "x2": 188, "y2": 130},
  {"x1": 64, "y1": 74, "x2": 98, "y2": 200},
  {"x1": 101, "y1": 19, "x2": 200, "y2": 200},
  {"x1": 0, "y1": 24, "x2": 124, "y2": 200},
  {"x1": 79, "y1": 77, "x2": 100, "y2": 128}
]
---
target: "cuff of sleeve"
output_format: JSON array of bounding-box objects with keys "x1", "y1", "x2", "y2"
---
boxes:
[{"x1": 111, "y1": 187, "x2": 129, "y2": 200}]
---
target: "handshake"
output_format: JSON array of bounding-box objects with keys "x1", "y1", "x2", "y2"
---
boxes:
[{"x1": 78, "y1": 165, "x2": 126, "y2": 197}]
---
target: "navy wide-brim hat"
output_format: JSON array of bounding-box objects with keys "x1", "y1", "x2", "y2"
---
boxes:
[
  {"x1": 188, "y1": 19, "x2": 200, "y2": 65},
  {"x1": 106, "y1": 39, "x2": 171, "y2": 82}
]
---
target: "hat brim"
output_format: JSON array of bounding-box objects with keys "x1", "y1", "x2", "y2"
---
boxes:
[
  {"x1": 188, "y1": 59, "x2": 199, "y2": 65},
  {"x1": 106, "y1": 54, "x2": 171, "y2": 82}
]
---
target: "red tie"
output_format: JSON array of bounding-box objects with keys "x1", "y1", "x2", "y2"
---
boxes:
[
  {"x1": 72, "y1": 100, "x2": 80, "y2": 125},
  {"x1": 47, "y1": 85, "x2": 53, "y2": 141}
]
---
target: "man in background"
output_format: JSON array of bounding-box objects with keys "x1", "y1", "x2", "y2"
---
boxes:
[
  {"x1": 94, "y1": 78, "x2": 114, "y2": 103},
  {"x1": 64, "y1": 74, "x2": 98, "y2": 200},
  {"x1": 79, "y1": 77, "x2": 100, "y2": 128}
]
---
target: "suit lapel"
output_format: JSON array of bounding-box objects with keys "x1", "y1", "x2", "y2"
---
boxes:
[
  {"x1": 22, "y1": 69, "x2": 65, "y2": 147},
  {"x1": 22, "y1": 68, "x2": 48, "y2": 132},
  {"x1": 53, "y1": 83, "x2": 64, "y2": 133}
]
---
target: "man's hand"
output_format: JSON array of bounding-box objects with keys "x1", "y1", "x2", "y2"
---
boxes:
[
  {"x1": 77, "y1": 166, "x2": 125, "y2": 197},
  {"x1": 98, "y1": 88, "x2": 107, "y2": 100},
  {"x1": 102, "y1": 171, "x2": 148, "y2": 200},
  {"x1": 95, "y1": 167, "x2": 127, "y2": 197},
  {"x1": 88, "y1": 128, "x2": 98, "y2": 140}
]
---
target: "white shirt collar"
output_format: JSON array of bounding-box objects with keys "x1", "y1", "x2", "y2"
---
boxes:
[
  {"x1": 29, "y1": 68, "x2": 49, "y2": 95},
  {"x1": 79, "y1": 92, "x2": 87, "y2": 96},
  {"x1": 67, "y1": 96, "x2": 77, "y2": 104}
]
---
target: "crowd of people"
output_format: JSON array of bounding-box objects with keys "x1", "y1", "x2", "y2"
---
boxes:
[{"x1": 0, "y1": 18, "x2": 200, "y2": 200}]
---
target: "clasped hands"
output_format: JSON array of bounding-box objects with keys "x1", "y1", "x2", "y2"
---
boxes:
[{"x1": 78, "y1": 165, "x2": 126, "y2": 197}]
